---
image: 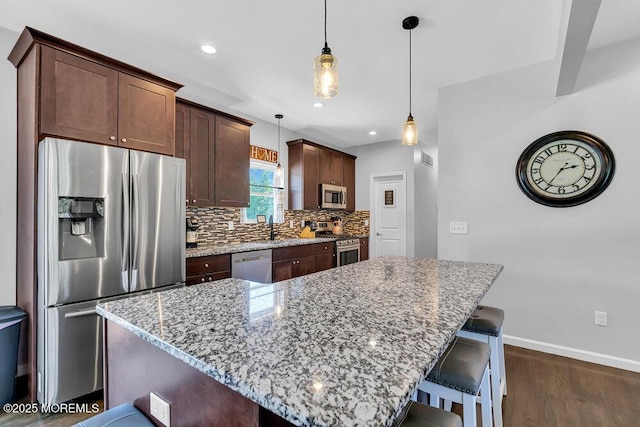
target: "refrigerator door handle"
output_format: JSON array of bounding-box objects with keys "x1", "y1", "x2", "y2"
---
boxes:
[
  {"x1": 121, "y1": 173, "x2": 130, "y2": 293},
  {"x1": 64, "y1": 308, "x2": 97, "y2": 318},
  {"x1": 130, "y1": 174, "x2": 140, "y2": 292}
]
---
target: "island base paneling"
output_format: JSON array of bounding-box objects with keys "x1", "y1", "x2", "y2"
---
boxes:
[{"x1": 104, "y1": 320, "x2": 295, "y2": 427}]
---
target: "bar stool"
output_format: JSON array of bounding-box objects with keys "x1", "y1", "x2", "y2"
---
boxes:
[
  {"x1": 393, "y1": 401, "x2": 462, "y2": 427},
  {"x1": 457, "y1": 305, "x2": 506, "y2": 426},
  {"x1": 417, "y1": 337, "x2": 493, "y2": 427},
  {"x1": 73, "y1": 403, "x2": 154, "y2": 427}
]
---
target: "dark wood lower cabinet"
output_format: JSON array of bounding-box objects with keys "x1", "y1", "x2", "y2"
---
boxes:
[
  {"x1": 104, "y1": 320, "x2": 294, "y2": 427},
  {"x1": 360, "y1": 238, "x2": 369, "y2": 261},
  {"x1": 272, "y1": 242, "x2": 335, "y2": 282},
  {"x1": 186, "y1": 254, "x2": 231, "y2": 285}
]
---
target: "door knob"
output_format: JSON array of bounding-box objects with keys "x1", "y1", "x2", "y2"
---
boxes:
[{"x1": 376, "y1": 232, "x2": 382, "y2": 236}]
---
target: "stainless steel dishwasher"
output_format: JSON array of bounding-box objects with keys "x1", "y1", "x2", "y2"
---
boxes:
[{"x1": 231, "y1": 249, "x2": 273, "y2": 283}]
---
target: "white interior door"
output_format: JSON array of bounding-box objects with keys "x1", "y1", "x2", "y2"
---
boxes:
[{"x1": 371, "y1": 173, "x2": 407, "y2": 257}]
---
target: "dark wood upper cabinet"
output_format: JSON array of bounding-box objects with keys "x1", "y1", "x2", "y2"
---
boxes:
[
  {"x1": 189, "y1": 107, "x2": 216, "y2": 206},
  {"x1": 40, "y1": 46, "x2": 118, "y2": 145},
  {"x1": 302, "y1": 144, "x2": 321, "y2": 210},
  {"x1": 175, "y1": 103, "x2": 190, "y2": 202},
  {"x1": 34, "y1": 43, "x2": 179, "y2": 155},
  {"x1": 117, "y1": 73, "x2": 175, "y2": 155},
  {"x1": 214, "y1": 116, "x2": 250, "y2": 207},
  {"x1": 320, "y1": 150, "x2": 343, "y2": 186},
  {"x1": 287, "y1": 139, "x2": 356, "y2": 211},
  {"x1": 342, "y1": 155, "x2": 356, "y2": 212},
  {"x1": 175, "y1": 98, "x2": 253, "y2": 208}
]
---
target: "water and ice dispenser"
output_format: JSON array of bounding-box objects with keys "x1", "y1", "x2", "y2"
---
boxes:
[{"x1": 57, "y1": 197, "x2": 105, "y2": 260}]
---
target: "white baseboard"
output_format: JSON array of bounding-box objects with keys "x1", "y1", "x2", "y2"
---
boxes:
[{"x1": 503, "y1": 335, "x2": 640, "y2": 373}]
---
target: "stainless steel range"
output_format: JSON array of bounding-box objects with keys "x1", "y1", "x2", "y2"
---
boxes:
[{"x1": 335, "y1": 237, "x2": 360, "y2": 267}]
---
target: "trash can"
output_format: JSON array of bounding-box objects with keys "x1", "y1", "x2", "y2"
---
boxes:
[{"x1": 0, "y1": 306, "x2": 27, "y2": 405}]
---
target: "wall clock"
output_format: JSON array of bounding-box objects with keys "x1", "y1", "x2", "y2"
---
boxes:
[{"x1": 516, "y1": 131, "x2": 615, "y2": 207}]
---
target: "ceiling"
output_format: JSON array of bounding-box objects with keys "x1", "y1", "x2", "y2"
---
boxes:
[{"x1": 2, "y1": 0, "x2": 639, "y2": 148}]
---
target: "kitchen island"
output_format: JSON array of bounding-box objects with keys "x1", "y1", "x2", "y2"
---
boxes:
[{"x1": 97, "y1": 257, "x2": 503, "y2": 426}]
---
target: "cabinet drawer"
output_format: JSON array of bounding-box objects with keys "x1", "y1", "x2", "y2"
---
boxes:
[
  {"x1": 273, "y1": 245, "x2": 315, "y2": 261},
  {"x1": 186, "y1": 271, "x2": 231, "y2": 286},
  {"x1": 312, "y1": 241, "x2": 335, "y2": 255},
  {"x1": 186, "y1": 254, "x2": 231, "y2": 276}
]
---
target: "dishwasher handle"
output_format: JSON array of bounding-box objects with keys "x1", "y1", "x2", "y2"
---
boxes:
[{"x1": 234, "y1": 255, "x2": 268, "y2": 263}]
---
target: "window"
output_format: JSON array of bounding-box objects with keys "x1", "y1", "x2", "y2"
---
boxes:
[{"x1": 242, "y1": 161, "x2": 284, "y2": 223}]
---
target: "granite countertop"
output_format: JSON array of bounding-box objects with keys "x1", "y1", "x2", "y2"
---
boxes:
[
  {"x1": 97, "y1": 257, "x2": 503, "y2": 426},
  {"x1": 186, "y1": 236, "x2": 369, "y2": 258}
]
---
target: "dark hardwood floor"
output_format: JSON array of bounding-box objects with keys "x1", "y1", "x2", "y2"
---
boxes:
[{"x1": 1, "y1": 346, "x2": 639, "y2": 426}]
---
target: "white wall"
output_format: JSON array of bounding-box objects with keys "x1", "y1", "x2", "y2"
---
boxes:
[
  {"x1": 438, "y1": 39, "x2": 640, "y2": 367},
  {"x1": 0, "y1": 27, "x2": 17, "y2": 306},
  {"x1": 355, "y1": 142, "x2": 416, "y2": 257},
  {"x1": 414, "y1": 143, "x2": 438, "y2": 258}
]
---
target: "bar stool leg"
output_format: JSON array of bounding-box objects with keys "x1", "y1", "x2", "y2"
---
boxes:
[
  {"x1": 488, "y1": 334, "x2": 503, "y2": 426},
  {"x1": 479, "y1": 368, "x2": 493, "y2": 427},
  {"x1": 498, "y1": 329, "x2": 507, "y2": 396},
  {"x1": 461, "y1": 392, "x2": 477, "y2": 427},
  {"x1": 429, "y1": 393, "x2": 441, "y2": 409}
]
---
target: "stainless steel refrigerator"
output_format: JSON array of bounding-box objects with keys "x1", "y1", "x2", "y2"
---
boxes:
[{"x1": 36, "y1": 138, "x2": 185, "y2": 405}]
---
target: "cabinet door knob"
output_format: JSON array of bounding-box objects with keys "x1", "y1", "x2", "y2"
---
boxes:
[
  {"x1": 121, "y1": 138, "x2": 127, "y2": 143},
  {"x1": 204, "y1": 263, "x2": 209, "y2": 268},
  {"x1": 192, "y1": 200, "x2": 196, "y2": 203},
  {"x1": 185, "y1": 199, "x2": 189, "y2": 204},
  {"x1": 324, "y1": 246, "x2": 328, "y2": 250},
  {"x1": 109, "y1": 135, "x2": 116, "y2": 141},
  {"x1": 208, "y1": 277, "x2": 213, "y2": 281},
  {"x1": 246, "y1": 202, "x2": 250, "y2": 206},
  {"x1": 200, "y1": 278, "x2": 205, "y2": 282}
]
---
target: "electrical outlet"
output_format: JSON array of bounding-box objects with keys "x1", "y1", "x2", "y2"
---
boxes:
[
  {"x1": 289, "y1": 220, "x2": 294, "y2": 228},
  {"x1": 150, "y1": 392, "x2": 171, "y2": 426},
  {"x1": 449, "y1": 222, "x2": 468, "y2": 234},
  {"x1": 228, "y1": 221, "x2": 234, "y2": 230},
  {"x1": 364, "y1": 219, "x2": 369, "y2": 226},
  {"x1": 595, "y1": 311, "x2": 607, "y2": 326},
  {"x1": 300, "y1": 220, "x2": 305, "y2": 228}
]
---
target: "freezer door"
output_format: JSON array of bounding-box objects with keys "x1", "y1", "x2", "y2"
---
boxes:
[
  {"x1": 38, "y1": 138, "x2": 130, "y2": 306},
  {"x1": 129, "y1": 151, "x2": 185, "y2": 291},
  {"x1": 38, "y1": 300, "x2": 103, "y2": 405}
]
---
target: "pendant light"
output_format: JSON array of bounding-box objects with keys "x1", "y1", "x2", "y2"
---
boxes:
[
  {"x1": 275, "y1": 114, "x2": 284, "y2": 186},
  {"x1": 402, "y1": 16, "x2": 419, "y2": 146},
  {"x1": 314, "y1": 0, "x2": 338, "y2": 99}
]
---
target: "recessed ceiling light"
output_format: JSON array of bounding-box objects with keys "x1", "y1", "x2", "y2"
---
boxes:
[
  {"x1": 369, "y1": 131, "x2": 377, "y2": 135},
  {"x1": 200, "y1": 45, "x2": 217, "y2": 54},
  {"x1": 313, "y1": 102, "x2": 325, "y2": 108}
]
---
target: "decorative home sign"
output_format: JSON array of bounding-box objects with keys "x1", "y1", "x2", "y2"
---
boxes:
[
  {"x1": 250, "y1": 145, "x2": 278, "y2": 163},
  {"x1": 516, "y1": 130, "x2": 615, "y2": 207},
  {"x1": 384, "y1": 190, "x2": 395, "y2": 207}
]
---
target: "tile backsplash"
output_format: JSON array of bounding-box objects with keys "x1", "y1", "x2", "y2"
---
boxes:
[{"x1": 187, "y1": 207, "x2": 370, "y2": 244}]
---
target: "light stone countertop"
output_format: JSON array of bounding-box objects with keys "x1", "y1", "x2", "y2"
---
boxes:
[
  {"x1": 185, "y1": 236, "x2": 369, "y2": 258},
  {"x1": 97, "y1": 256, "x2": 503, "y2": 426}
]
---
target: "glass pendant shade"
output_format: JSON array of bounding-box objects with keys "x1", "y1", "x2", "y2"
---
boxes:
[
  {"x1": 314, "y1": 50, "x2": 338, "y2": 99},
  {"x1": 402, "y1": 115, "x2": 418, "y2": 146},
  {"x1": 275, "y1": 163, "x2": 283, "y2": 177}
]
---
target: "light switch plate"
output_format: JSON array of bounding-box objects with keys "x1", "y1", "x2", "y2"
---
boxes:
[
  {"x1": 289, "y1": 220, "x2": 294, "y2": 228},
  {"x1": 150, "y1": 392, "x2": 171, "y2": 426},
  {"x1": 228, "y1": 221, "x2": 234, "y2": 230},
  {"x1": 595, "y1": 311, "x2": 607, "y2": 326},
  {"x1": 364, "y1": 219, "x2": 369, "y2": 226},
  {"x1": 449, "y1": 222, "x2": 468, "y2": 234}
]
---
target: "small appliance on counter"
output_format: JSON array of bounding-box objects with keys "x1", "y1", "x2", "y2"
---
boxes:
[
  {"x1": 331, "y1": 217, "x2": 343, "y2": 235},
  {"x1": 186, "y1": 217, "x2": 200, "y2": 248}
]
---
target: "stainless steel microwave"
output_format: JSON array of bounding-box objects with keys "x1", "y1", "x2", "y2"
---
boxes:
[{"x1": 320, "y1": 183, "x2": 347, "y2": 209}]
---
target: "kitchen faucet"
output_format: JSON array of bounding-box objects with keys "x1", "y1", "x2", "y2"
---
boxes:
[{"x1": 268, "y1": 214, "x2": 278, "y2": 240}]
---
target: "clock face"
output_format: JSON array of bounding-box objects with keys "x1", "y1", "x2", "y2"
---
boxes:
[{"x1": 516, "y1": 131, "x2": 615, "y2": 207}]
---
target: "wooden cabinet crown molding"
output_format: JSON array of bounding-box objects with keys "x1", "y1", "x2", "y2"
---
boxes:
[
  {"x1": 286, "y1": 138, "x2": 356, "y2": 160},
  {"x1": 8, "y1": 27, "x2": 183, "y2": 91},
  {"x1": 177, "y1": 98, "x2": 255, "y2": 128}
]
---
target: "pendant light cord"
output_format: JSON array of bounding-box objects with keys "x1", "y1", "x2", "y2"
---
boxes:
[
  {"x1": 324, "y1": 0, "x2": 328, "y2": 48},
  {"x1": 277, "y1": 117, "x2": 281, "y2": 153},
  {"x1": 409, "y1": 28, "x2": 412, "y2": 116}
]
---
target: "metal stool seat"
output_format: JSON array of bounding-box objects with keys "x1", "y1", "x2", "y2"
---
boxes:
[
  {"x1": 393, "y1": 401, "x2": 462, "y2": 427},
  {"x1": 418, "y1": 337, "x2": 494, "y2": 427},
  {"x1": 458, "y1": 305, "x2": 506, "y2": 426}
]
